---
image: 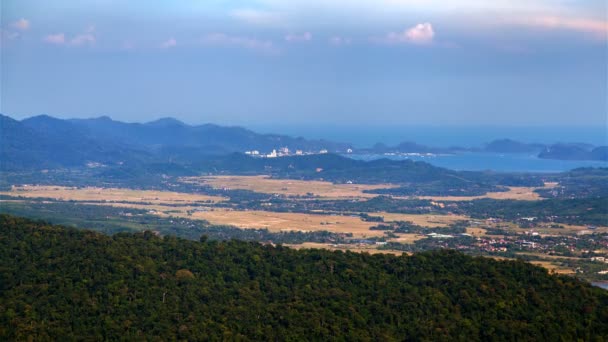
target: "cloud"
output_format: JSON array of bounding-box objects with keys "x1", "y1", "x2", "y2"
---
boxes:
[
  {"x1": 231, "y1": 9, "x2": 284, "y2": 26},
  {"x1": 381, "y1": 23, "x2": 435, "y2": 45},
  {"x1": 43, "y1": 26, "x2": 96, "y2": 46},
  {"x1": 11, "y1": 19, "x2": 30, "y2": 31},
  {"x1": 160, "y1": 38, "x2": 177, "y2": 49},
  {"x1": 202, "y1": 33, "x2": 278, "y2": 53},
  {"x1": 43, "y1": 33, "x2": 66, "y2": 45},
  {"x1": 70, "y1": 26, "x2": 96, "y2": 46},
  {"x1": 513, "y1": 16, "x2": 608, "y2": 39},
  {"x1": 329, "y1": 36, "x2": 352, "y2": 46},
  {"x1": 284, "y1": 32, "x2": 312, "y2": 42}
]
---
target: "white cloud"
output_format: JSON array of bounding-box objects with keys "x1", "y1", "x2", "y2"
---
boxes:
[
  {"x1": 202, "y1": 33, "x2": 278, "y2": 53},
  {"x1": 43, "y1": 26, "x2": 96, "y2": 46},
  {"x1": 160, "y1": 38, "x2": 177, "y2": 49},
  {"x1": 43, "y1": 33, "x2": 66, "y2": 45},
  {"x1": 284, "y1": 32, "x2": 312, "y2": 42},
  {"x1": 329, "y1": 36, "x2": 352, "y2": 46},
  {"x1": 231, "y1": 9, "x2": 284, "y2": 26},
  {"x1": 11, "y1": 18, "x2": 30, "y2": 31},
  {"x1": 382, "y1": 23, "x2": 435, "y2": 45},
  {"x1": 70, "y1": 26, "x2": 96, "y2": 46}
]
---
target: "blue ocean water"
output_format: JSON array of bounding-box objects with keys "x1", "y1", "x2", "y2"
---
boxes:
[
  {"x1": 249, "y1": 124, "x2": 608, "y2": 148},
  {"x1": 347, "y1": 153, "x2": 608, "y2": 173},
  {"x1": 247, "y1": 124, "x2": 607, "y2": 172}
]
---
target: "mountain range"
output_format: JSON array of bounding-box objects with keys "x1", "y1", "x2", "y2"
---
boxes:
[
  {"x1": 360, "y1": 138, "x2": 607, "y2": 161},
  {"x1": 0, "y1": 114, "x2": 350, "y2": 170},
  {"x1": 1, "y1": 114, "x2": 606, "y2": 171}
]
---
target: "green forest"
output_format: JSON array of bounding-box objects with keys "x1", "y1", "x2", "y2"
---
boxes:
[{"x1": 1, "y1": 215, "x2": 607, "y2": 340}]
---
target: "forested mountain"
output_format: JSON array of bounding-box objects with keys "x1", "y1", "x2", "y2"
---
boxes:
[
  {"x1": 539, "y1": 143, "x2": 608, "y2": 161},
  {"x1": 0, "y1": 114, "x2": 351, "y2": 170},
  {"x1": 1, "y1": 215, "x2": 607, "y2": 340},
  {"x1": 483, "y1": 139, "x2": 546, "y2": 154},
  {"x1": 69, "y1": 116, "x2": 349, "y2": 152},
  {"x1": 2, "y1": 114, "x2": 606, "y2": 172},
  {"x1": 0, "y1": 114, "x2": 151, "y2": 170}
]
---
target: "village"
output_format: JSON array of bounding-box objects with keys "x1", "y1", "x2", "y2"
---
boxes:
[{"x1": 245, "y1": 147, "x2": 353, "y2": 158}]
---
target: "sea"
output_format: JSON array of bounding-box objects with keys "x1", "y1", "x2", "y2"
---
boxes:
[{"x1": 249, "y1": 124, "x2": 607, "y2": 173}]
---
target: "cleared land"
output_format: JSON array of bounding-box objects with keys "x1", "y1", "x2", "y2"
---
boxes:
[
  {"x1": 189, "y1": 209, "x2": 385, "y2": 238},
  {"x1": 2, "y1": 185, "x2": 226, "y2": 205},
  {"x1": 415, "y1": 186, "x2": 545, "y2": 201},
  {"x1": 180, "y1": 175, "x2": 396, "y2": 199},
  {"x1": 285, "y1": 242, "x2": 406, "y2": 255},
  {"x1": 375, "y1": 213, "x2": 469, "y2": 227}
]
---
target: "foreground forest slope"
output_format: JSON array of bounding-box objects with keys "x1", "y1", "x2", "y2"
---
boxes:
[{"x1": 1, "y1": 215, "x2": 607, "y2": 340}]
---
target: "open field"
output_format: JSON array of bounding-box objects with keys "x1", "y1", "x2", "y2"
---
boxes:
[
  {"x1": 285, "y1": 242, "x2": 406, "y2": 255},
  {"x1": 390, "y1": 234, "x2": 426, "y2": 244},
  {"x1": 188, "y1": 209, "x2": 386, "y2": 238},
  {"x1": 374, "y1": 212, "x2": 469, "y2": 227},
  {"x1": 415, "y1": 186, "x2": 548, "y2": 201},
  {"x1": 528, "y1": 261, "x2": 575, "y2": 274},
  {"x1": 2, "y1": 185, "x2": 227, "y2": 205},
  {"x1": 180, "y1": 175, "x2": 396, "y2": 199},
  {"x1": 466, "y1": 227, "x2": 487, "y2": 236}
]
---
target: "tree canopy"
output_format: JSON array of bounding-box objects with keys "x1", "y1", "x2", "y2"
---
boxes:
[{"x1": 1, "y1": 214, "x2": 607, "y2": 340}]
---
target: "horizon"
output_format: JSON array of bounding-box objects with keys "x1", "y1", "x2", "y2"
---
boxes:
[{"x1": 4, "y1": 112, "x2": 607, "y2": 147}]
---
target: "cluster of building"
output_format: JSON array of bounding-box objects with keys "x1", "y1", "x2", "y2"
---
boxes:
[{"x1": 244, "y1": 147, "x2": 353, "y2": 158}]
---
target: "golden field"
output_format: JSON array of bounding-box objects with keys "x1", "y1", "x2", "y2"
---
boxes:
[
  {"x1": 2, "y1": 185, "x2": 227, "y2": 205},
  {"x1": 179, "y1": 175, "x2": 396, "y2": 199}
]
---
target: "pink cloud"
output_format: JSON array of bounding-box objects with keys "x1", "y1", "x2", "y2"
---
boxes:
[
  {"x1": 43, "y1": 33, "x2": 66, "y2": 45},
  {"x1": 382, "y1": 23, "x2": 435, "y2": 45},
  {"x1": 520, "y1": 16, "x2": 608, "y2": 39},
  {"x1": 11, "y1": 18, "x2": 30, "y2": 31}
]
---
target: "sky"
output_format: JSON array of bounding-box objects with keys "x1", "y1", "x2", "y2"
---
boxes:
[{"x1": 1, "y1": 0, "x2": 607, "y2": 127}]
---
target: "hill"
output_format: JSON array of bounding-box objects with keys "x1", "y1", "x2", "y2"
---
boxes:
[
  {"x1": 539, "y1": 144, "x2": 608, "y2": 161},
  {"x1": 0, "y1": 114, "x2": 151, "y2": 170},
  {"x1": 67, "y1": 115, "x2": 350, "y2": 154},
  {"x1": 0, "y1": 114, "x2": 351, "y2": 170},
  {"x1": 1, "y1": 215, "x2": 607, "y2": 340}
]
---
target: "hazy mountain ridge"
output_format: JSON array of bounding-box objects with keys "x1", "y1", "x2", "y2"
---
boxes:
[
  {"x1": 1, "y1": 114, "x2": 605, "y2": 173},
  {"x1": 0, "y1": 114, "x2": 351, "y2": 170},
  {"x1": 361, "y1": 138, "x2": 607, "y2": 161}
]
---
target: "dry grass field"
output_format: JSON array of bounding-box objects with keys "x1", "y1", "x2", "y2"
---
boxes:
[
  {"x1": 375, "y1": 212, "x2": 469, "y2": 227},
  {"x1": 466, "y1": 227, "x2": 487, "y2": 236},
  {"x1": 528, "y1": 261, "x2": 575, "y2": 274},
  {"x1": 188, "y1": 209, "x2": 386, "y2": 238},
  {"x1": 180, "y1": 175, "x2": 396, "y2": 199},
  {"x1": 414, "y1": 186, "x2": 545, "y2": 201},
  {"x1": 285, "y1": 242, "x2": 406, "y2": 255},
  {"x1": 2, "y1": 185, "x2": 227, "y2": 205}
]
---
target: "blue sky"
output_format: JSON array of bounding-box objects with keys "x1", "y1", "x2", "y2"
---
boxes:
[{"x1": 1, "y1": 0, "x2": 606, "y2": 127}]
